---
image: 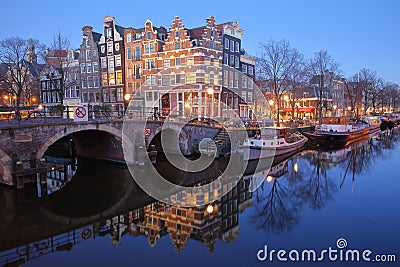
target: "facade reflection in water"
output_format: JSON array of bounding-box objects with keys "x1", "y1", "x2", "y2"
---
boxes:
[{"x1": 0, "y1": 131, "x2": 399, "y2": 266}]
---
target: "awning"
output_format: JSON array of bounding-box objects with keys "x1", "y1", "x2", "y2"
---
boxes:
[{"x1": 280, "y1": 107, "x2": 315, "y2": 113}]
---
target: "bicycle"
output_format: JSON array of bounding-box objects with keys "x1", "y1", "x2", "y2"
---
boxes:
[{"x1": 7, "y1": 110, "x2": 22, "y2": 125}]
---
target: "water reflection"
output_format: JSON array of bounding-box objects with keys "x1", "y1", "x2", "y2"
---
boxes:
[{"x1": 1, "y1": 131, "x2": 400, "y2": 266}]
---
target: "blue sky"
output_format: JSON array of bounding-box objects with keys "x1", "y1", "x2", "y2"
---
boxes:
[{"x1": 2, "y1": 0, "x2": 399, "y2": 84}]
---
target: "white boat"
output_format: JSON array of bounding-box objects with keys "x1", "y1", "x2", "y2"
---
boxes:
[
  {"x1": 364, "y1": 116, "x2": 381, "y2": 134},
  {"x1": 242, "y1": 127, "x2": 307, "y2": 161}
]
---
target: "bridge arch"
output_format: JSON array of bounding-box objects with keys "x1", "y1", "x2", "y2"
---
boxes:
[
  {"x1": 148, "y1": 123, "x2": 190, "y2": 154},
  {"x1": 37, "y1": 124, "x2": 123, "y2": 161}
]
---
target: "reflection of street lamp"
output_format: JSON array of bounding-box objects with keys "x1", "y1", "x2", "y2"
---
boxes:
[
  {"x1": 268, "y1": 99, "x2": 275, "y2": 121},
  {"x1": 333, "y1": 105, "x2": 337, "y2": 116}
]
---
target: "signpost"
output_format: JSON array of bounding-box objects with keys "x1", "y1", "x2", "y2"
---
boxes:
[{"x1": 73, "y1": 106, "x2": 88, "y2": 122}]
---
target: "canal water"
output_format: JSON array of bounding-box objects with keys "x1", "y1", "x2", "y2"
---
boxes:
[{"x1": 0, "y1": 132, "x2": 399, "y2": 266}]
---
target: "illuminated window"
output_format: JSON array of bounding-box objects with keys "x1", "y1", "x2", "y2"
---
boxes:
[
  {"x1": 109, "y1": 73, "x2": 115, "y2": 85},
  {"x1": 116, "y1": 71, "x2": 122, "y2": 84},
  {"x1": 102, "y1": 73, "x2": 108, "y2": 85},
  {"x1": 186, "y1": 73, "x2": 196, "y2": 84}
]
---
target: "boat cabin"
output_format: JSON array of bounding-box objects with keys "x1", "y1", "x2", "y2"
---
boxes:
[
  {"x1": 322, "y1": 117, "x2": 350, "y2": 125},
  {"x1": 260, "y1": 127, "x2": 290, "y2": 139}
]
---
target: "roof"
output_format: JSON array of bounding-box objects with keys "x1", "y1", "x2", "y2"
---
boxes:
[
  {"x1": 188, "y1": 26, "x2": 204, "y2": 40},
  {"x1": 115, "y1": 25, "x2": 126, "y2": 37},
  {"x1": 92, "y1": 31, "x2": 102, "y2": 43}
]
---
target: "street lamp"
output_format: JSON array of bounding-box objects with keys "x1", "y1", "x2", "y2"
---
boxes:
[
  {"x1": 206, "y1": 87, "x2": 214, "y2": 118},
  {"x1": 268, "y1": 99, "x2": 275, "y2": 121}
]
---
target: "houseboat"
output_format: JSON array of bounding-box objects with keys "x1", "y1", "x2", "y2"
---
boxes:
[
  {"x1": 304, "y1": 117, "x2": 369, "y2": 147},
  {"x1": 242, "y1": 127, "x2": 307, "y2": 161}
]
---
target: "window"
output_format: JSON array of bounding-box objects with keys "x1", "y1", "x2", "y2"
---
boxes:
[
  {"x1": 210, "y1": 41, "x2": 214, "y2": 49},
  {"x1": 175, "y1": 58, "x2": 181, "y2": 66},
  {"x1": 248, "y1": 92, "x2": 253, "y2": 102},
  {"x1": 116, "y1": 71, "x2": 122, "y2": 84},
  {"x1": 174, "y1": 42, "x2": 180, "y2": 50},
  {"x1": 151, "y1": 75, "x2": 156, "y2": 85},
  {"x1": 234, "y1": 72, "x2": 239, "y2": 88},
  {"x1": 107, "y1": 42, "x2": 113, "y2": 54},
  {"x1": 186, "y1": 57, "x2": 194, "y2": 65},
  {"x1": 162, "y1": 75, "x2": 170, "y2": 86},
  {"x1": 128, "y1": 66, "x2": 132, "y2": 77},
  {"x1": 146, "y1": 92, "x2": 152, "y2": 101},
  {"x1": 223, "y1": 53, "x2": 228, "y2": 65},
  {"x1": 108, "y1": 57, "x2": 114, "y2": 69},
  {"x1": 204, "y1": 73, "x2": 209, "y2": 84},
  {"x1": 230, "y1": 40, "x2": 234, "y2": 52},
  {"x1": 115, "y1": 43, "x2": 120, "y2": 51},
  {"x1": 86, "y1": 50, "x2": 91, "y2": 61},
  {"x1": 103, "y1": 91, "x2": 109, "y2": 102},
  {"x1": 80, "y1": 64, "x2": 86, "y2": 73},
  {"x1": 117, "y1": 88, "x2": 123, "y2": 101},
  {"x1": 224, "y1": 39, "x2": 229, "y2": 49},
  {"x1": 127, "y1": 34, "x2": 131, "y2": 43},
  {"x1": 214, "y1": 73, "x2": 219, "y2": 85},
  {"x1": 175, "y1": 74, "x2": 181, "y2": 84},
  {"x1": 223, "y1": 70, "x2": 228, "y2": 87},
  {"x1": 93, "y1": 62, "x2": 98, "y2": 72},
  {"x1": 127, "y1": 48, "x2": 132, "y2": 59},
  {"x1": 229, "y1": 71, "x2": 233, "y2": 88},
  {"x1": 248, "y1": 66, "x2": 254, "y2": 75},
  {"x1": 241, "y1": 91, "x2": 247, "y2": 102},
  {"x1": 81, "y1": 77, "x2": 87, "y2": 88},
  {"x1": 144, "y1": 44, "x2": 150, "y2": 54},
  {"x1": 230, "y1": 55, "x2": 234, "y2": 67},
  {"x1": 235, "y1": 42, "x2": 239, "y2": 52},
  {"x1": 210, "y1": 29, "x2": 214, "y2": 38},
  {"x1": 235, "y1": 56, "x2": 239, "y2": 68},
  {"x1": 107, "y1": 28, "x2": 112, "y2": 38},
  {"x1": 242, "y1": 64, "x2": 247, "y2": 74},
  {"x1": 147, "y1": 31, "x2": 151, "y2": 40},
  {"x1": 115, "y1": 55, "x2": 121, "y2": 67},
  {"x1": 109, "y1": 72, "x2": 115, "y2": 85},
  {"x1": 135, "y1": 33, "x2": 141, "y2": 40},
  {"x1": 101, "y1": 45, "x2": 105, "y2": 53},
  {"x1": 101, "y1": 58, "x2": 107, "y2": 68},
  {"x1": 87, "y1": 63, "x2": 92, "y2": 73},
  {"x1": 175, "y1": 31, "x2": 179, "y2": 38},
  {"x1": 87, "y1": 77, "x2": 93, "y2": 88},
  {"x1": 150, "y1": 43, "x2": 155, "y2": 53},
  {"x1": 248, "y1": 80, "x2": 253, "y2": 89},
  {"x1": 186, "y1": 73, "x2": 196, "y2": 84},
  {"x1": 102, "y1": 73, "x2": 108, "y2": 85},
  {"x1": 65, "y1": 89, "x2": 69, "y2": 98},
  {"x1": 135, "y1": 47, "x2": 141, "y2": 60},
  {"x1": 242, "y1": 76, "x2": 247, "y2": 88},
  {"x1": 204, "y1": 56, "x2": 210, "y2": 65},
  {"x1": 163, "y1": 59, "x2": 170, "y2": 68},
  {"x1": 94, "y1": 76, "x2": 99, "y2": 87}
]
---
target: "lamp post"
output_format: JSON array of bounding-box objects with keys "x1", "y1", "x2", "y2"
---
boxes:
[
  {"x1": 206, "y1": 86, "x2": 214, "y2": 118},
  {"x1": 268, "y1": 99, "x2": 274, "y2": 122}
]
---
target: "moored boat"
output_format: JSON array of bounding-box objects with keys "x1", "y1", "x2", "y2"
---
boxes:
[
  {"x1": 242, "y1": 127, "x2": 307, "y2": 161},
  {"x1": 364, "y1": 116, "x2": 381, "y2": 134},
  {"x1": 304, "y1": 117, "x2": 369, "y2": 147}
]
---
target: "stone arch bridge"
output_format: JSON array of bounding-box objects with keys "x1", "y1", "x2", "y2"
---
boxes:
[{"x1": 0, "y1": 120, "x2": 220, "y2": 187}]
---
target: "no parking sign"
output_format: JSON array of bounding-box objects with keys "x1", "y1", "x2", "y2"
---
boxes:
[{"x1": 74, "y1": 106, "x2": 88, "y2": 121}]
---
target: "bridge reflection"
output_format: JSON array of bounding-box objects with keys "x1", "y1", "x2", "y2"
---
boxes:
[{"x1": 1, "y1": 131, "x2": 399, "y2": 266}]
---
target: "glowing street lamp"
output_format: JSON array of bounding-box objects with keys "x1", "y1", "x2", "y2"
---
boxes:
[
  {"x1": 206, "y1": 204, "x2": 214, "y2": 214},
  {"x1": 124, "y1": 93, "x2": 131, "y2": 101}
]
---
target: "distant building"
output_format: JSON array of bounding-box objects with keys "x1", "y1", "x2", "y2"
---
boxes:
[
  {"x1": 98, "y1": 16, "x2": 126, "y2": 111},
  {"x1": 79, "y1": 25, "x2": 102, "y2": 105}
]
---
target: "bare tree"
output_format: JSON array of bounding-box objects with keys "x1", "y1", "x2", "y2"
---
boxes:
[
  {"x1": 309, "y1": 51, "x2": 339, "y2": 123},
  {"x1": 257, "y1": 39, "x2": 299, "y2": 126},
  {"x1": 287, "y1": 51, "x2": 308, "y2": 121},
  {"x1": 0, "y1": 36, "x2": 45, "y2": 107},
  {"x1": 45, "y1": 31, "x2": 73, "y2": 107}
]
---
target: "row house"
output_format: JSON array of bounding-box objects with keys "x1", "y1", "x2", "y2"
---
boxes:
[
  {"x1": 142, "y1": 16, "x2": 223, "y2": 120},
  {"x1": 98, "y1": 16, "x2": 126, "y2": 111},
  {"x1": 220, "y1": 20, "x2": 256, "y2": 120},
  {"x1": 79, "y1": 25, "x2": 102, "y2": 105}
]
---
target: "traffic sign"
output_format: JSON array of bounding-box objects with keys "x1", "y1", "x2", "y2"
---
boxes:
[
  {"x1": 74, "y1": 106, "x2": 88, "y2": 121},
  {"x1": 144, "y1": 128, "x2": 151, "y2": 136}
]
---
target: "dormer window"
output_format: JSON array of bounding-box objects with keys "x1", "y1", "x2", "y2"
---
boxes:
[
  {"x1": 107, "y1": 28, "x2": 112, "y2": 38},
  {"x1": 147, "y1": 31, "x2": 151, "y2": 40}
]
